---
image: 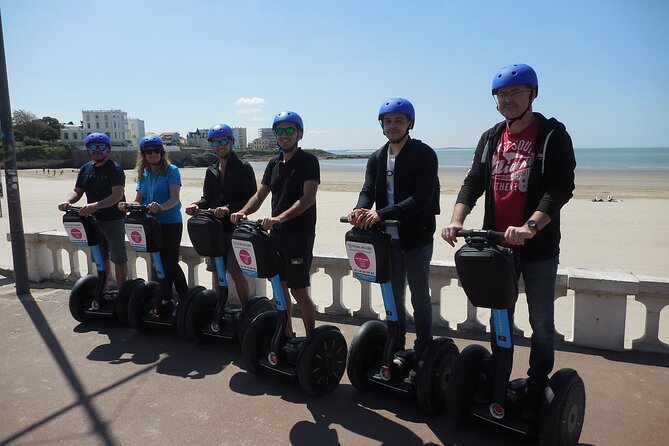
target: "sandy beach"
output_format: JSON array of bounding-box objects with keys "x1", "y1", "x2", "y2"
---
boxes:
[{"x1": 1, "y1": 165, "x2": 668, "y2": 278}]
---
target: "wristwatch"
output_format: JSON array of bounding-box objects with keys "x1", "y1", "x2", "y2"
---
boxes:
[{"x1": 527, "y1": 220, "x2": 539, "y2": 232}]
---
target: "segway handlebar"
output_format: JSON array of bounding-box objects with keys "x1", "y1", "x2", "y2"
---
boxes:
[
  {"x1": 61, "y1": 205, "x2": 83, "y2": 212},
  {"x1": 124, "y1": 204, "x2": 150, "y2": 213},
  {"x1": 456, "y1": 229, "x2": 506, "y2": 243},
  {"x1": 339, "y1": 216, "x2": 401, "y2": 227},
  {"x1": 236, "y1": 217, "x2": 281, "y2": 230},
  {"x1": 192, "y1": 207, "x2": 229, "y2": 221}
]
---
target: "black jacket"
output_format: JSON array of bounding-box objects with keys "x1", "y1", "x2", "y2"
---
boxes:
[
  {"x1": 355, "y1": 137, "x2": 440, "y2": 250},
  {"x1": 194, "y1": 152, "x2": 257, "y2": 233},
  {"x1": 456, "y1": 113, "x2": 576, "y2": 260}
]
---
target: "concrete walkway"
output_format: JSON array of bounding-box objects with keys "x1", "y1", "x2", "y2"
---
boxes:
[{"x1": 1, "y1": 280, "x2": 668, "y2": 446}]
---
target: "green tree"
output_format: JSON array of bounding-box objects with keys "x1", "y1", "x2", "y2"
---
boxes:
[{"x1": 12, "y1": 109, "x2": 37, "y2": 136}]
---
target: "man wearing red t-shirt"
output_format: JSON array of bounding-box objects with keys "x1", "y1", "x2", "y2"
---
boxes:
[{"x1": 442, "y1": 64, "x2": 576, "y2": 418}]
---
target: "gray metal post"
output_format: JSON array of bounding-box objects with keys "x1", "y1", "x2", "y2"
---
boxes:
[{"x1": 0, "y1": 11, "x2": 30, "y2": 295}]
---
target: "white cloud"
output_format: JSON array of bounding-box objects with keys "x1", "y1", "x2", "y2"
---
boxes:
[
  {"x1": 237, "y1": 108, "x2": 263, "y2": 115},
  {"x1": 251, "y1": 116, "x2": 266, "y2": 122},
  {"x1": 235, "y1": 97, "x2": 266, "y2": 106}
]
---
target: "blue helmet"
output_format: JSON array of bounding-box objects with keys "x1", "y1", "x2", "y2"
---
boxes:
[
  {"x1": 139, "y1": 135, "x2": 164, "y2": 150},
  {"x1": 85, "y1": 132, "x2": 111, "y2": 147},
  {"x1": 492, "y1": 63, "x2": 538, "y2": 96},
  {"x1": 272, "y1": 111, "x2": 303, "y2": 131},
  {"x1": 207, "y1": 124, "x2": 234, "y2": 141},
  {"x1": 378, "y1": 98, "x2": 415, "y2": 129}
]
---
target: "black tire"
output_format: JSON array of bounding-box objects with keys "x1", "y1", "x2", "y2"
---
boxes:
[
  {"x1": 185, "y1": 289, "x2": 217, "y2": 343},
  {"x1": 116, "y1": 278, "x2": 145, "y2": 327},
  {"x1": 237, "y1": 297, "x2": 274, "y2": 345},
  {"x1": 297, "y1": 326, "x2": 348, "y2": 396},
  {"x1": 175, "y1": 286, "x2": 206, "y2": 335},
  {"x1": 539, "y1": 369, "x2": 586, "y2": 446},
  {"x1": 127, "y1": 281, "x2": 160, "y2": 331},
  {"x1": 69, "y1": 275, "x2": 98, "y2": 322},
  {"x1": 445, "y1": 344, "x2": 491, "y2": 423},
  {"x1": 417, "y1": 338, "x2": 460, "y2": 415},
  {"x1": 346, "y1": 320, "x2": 388, "y2": 391},
  {"x1": 241, "y1": 311, "x2": 278, "y2": 376}
]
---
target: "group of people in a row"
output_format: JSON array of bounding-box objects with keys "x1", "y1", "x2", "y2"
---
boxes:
[{"x1": 57, "y1": 63, "x2": 576, "y2": 404}]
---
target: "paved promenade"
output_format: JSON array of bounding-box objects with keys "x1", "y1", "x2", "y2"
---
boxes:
[{"x1": 1, "y1": 279, "x2": 668, "y2": 446}]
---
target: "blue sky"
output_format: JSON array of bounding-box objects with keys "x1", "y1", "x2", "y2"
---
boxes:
[{"x1": 1, "y1": 0, "x2": 668, "y2": 150}]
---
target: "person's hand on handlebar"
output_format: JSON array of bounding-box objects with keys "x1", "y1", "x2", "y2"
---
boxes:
[
  {"x1": 117, "y1": 201, "x2": 128, "y2": 212},
  {"x1": 79, "y1": 203, "x2": 99, "y2": 217},
  {"x1": 259, "y1": 216, "x2": 281, "y2": 231},
  {"x1": 213, "y1": 206, "x2": 229, "y2": 219},
  {"x1": 504, "y1": 225, "x2": 535, "y2": 246},
  {"x1": 350, "y1": 208, "x2": 380, "y2": 230},
  {"x1": 185, "y1": 203, "x2": 198, "y2": 215},
  {"x1": 146, "y1": 201, "x2": 162, "y2": 214},
  {"x1": 230, "y1": 212, "x2": 246, "y2": 225},
  {"x1": 58, "y1": 201, "x2": 71, "y2": 212},
  {"x1": 441, "y1": 221, "x2": 464, "y2": 247}
]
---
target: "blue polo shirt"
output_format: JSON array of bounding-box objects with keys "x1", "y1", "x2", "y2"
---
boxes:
[{"x1": 136, "y1": 164, "x2": 182, "y2": 224}]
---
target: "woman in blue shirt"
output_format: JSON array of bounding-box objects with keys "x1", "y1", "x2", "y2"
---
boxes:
[{"x1": 119, "y1": 136, "x2": 187, "y2": 302}]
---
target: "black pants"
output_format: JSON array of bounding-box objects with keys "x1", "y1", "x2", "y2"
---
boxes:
[{"x1": 155, "y1": 222, "x2": 188, "y2": 298}]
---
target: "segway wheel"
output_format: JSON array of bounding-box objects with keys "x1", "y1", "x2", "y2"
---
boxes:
[
  {"x1": 346, "y1": 320, "x2": 387, "y2": 391},
  {"x1": 175, "y1": 286, "x2": 206, "y2": 335},
  {"x1": 116, "y1": 278, "x2": 145, "y2": 327},
  {"x1": 417, "y1": 337, "x2": 460, "y2": 415},
  {"x1": 446, "y1": 344, "x2": 491, "y2": 423},
  {"x1": 127, "y1": 281, "x2": 160, "y2": 331},
  {"x1": 237, "y1": 296, "x2": 274, "y2": 345},
  {"x1": 69, "y1": 275, "x2": 98, "y2": 322},
  {"x1": 297, "y1": 326, "x2": 348, "y2": 396},
  {"x1": 184, "y1": 289, "x2": 217, "y2": 343},
  {"x1": 539, "y1": 369, "x2": 586, "y2": 446},
  {"x1": 241, "y1": 311, "x2": 278, "y2": 376}
]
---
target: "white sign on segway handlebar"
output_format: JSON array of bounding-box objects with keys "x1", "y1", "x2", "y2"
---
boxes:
[
  {"x1": 232, "y1": 239, "x2": 258, "y2": 277},
  {"x1": 64, "y1": 222, "x2": 89, "y2": 246},
  {"x1": 125, "y1": 223, "x2": 148, "y2": 252},
  {"x1": 345, "y1": 241, "x2": 377, "y2": 282}
]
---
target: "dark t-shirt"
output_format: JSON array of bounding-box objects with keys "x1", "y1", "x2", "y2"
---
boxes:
[
  {"x1": 261, "y1": 149, "x2": 320, "y2": 234},
  {"x1": 75, "y1": 159, "x2": 126, "y2": 221}
]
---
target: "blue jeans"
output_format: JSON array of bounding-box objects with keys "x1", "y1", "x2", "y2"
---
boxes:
[
  {"x1": 390, "y1": 240, "x2": 434, "y2": 361},
  {"x1": 515, "y1": 255, "x2": 559, "y2": 390}
]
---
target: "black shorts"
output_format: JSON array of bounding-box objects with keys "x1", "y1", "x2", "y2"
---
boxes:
[{"x1": 273, "y1": 231, "x2": 315, "y2": 289}]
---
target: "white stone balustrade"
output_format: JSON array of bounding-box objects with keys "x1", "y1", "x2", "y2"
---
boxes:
[{"x1": 9, "y1": 231, "x2": 669, "y2": 355}]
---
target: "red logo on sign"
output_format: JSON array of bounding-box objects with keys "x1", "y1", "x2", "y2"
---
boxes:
[
  {"x1": 354, "y1": 252, "x2": 370, "y2": 269},
  {"x1": 131, "y1": 230, "x2": 143, "y2": 243},
  {"x1": 239, "y1": 249, "x2": 252, "y2": 266},
  {"x1": 70, "y1": 228, "x2": 83, "y2": 239}
]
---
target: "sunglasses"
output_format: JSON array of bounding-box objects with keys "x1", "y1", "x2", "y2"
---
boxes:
[
  {"x1": 87, "y1": 144, "x2": 109, "y2": 151},
  {"x1": 142, "y1": 148, "x2": 163, "y2": 155},
  {"x1": 210, "y1": 139, "x2": 232, "y2": 148},
  {"x1": 274, "y1": 127, "x2": 297, "y2": 136}
]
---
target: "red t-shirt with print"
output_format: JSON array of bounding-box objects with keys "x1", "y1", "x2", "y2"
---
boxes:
[{"x1": 492, "y1": 120, "x2": 539, "y2": 232}]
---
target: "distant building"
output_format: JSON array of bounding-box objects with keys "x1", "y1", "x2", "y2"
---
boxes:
[
  {"x1": 160, "y1": 132, "x2": 182, "y2": 148},
  {"x1": 233, "y1": 127, "x2": 247, "y2": 149},
  {"x1": 60, "y1": 124, "x2": 85, "y2": 143},
  {"x1": 187, "y1": 126, "x2": 247, "y2": 149},
  {"x1": 128, "y1": 118, "x2": 145, "y2": 145},
  {"x1": 250, "y1": 137, "x2": 270, "y2": 150},
  {"x1": 258, "y1": 128, "x2": 277, "y2": 149}
]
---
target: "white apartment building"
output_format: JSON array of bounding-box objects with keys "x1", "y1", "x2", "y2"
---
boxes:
[
  {"x1": 60, "y1": 124, "x2": 86, "y2": 143},
  {"x1": 128, "y1": 118, "x2": 146, "y2": 145},
  {"x1": 258, "y1": 128, "x2": 277, "y2": 149},
  {"x1": 250, "y1": 137, "x2": 270, "y2": 150},
  {"x1": 233, "y1": 127, "x2": 247, "y2": 149}
]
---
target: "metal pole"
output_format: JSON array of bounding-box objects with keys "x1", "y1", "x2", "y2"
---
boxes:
[{"x1": 0, "y1": 11, "x2": 30, "y2": 295}]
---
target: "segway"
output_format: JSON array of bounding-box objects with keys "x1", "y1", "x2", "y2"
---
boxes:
[
  {"x1": 183, "y1": 209, "x2": 274, "y2": 343},
  {"x1": 124, "y1": 204, "x2": 203, "y2": 332},
  {"x1": 447, "y1": 229, "x2": 585, "y2": 445},
  {"x1": 62, "y1": 206, "x2": 143, "y2": 325},
  {"x1": 342, "y1": 218, "x2": 459, "y2": 414},
  {"x1": 234, "y1": 219, "x2": 348, "y2": 396}
]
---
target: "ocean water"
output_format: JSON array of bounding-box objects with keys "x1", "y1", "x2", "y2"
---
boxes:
[{"x1": 323, "y1": 147, "x2": 669, "y2": 171}]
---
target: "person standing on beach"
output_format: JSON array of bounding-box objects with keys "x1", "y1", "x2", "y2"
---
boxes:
[
  {"x1": 185, "y1": 123, "x2": 257, "y2": 306},
  {"x1": 348, "y1": 98, "x2": 440, "y2": 382},
  {"x1": 441, "y1": 63, "x2": 576, "y2": 415},
  {"x1": 58, "y1": 132, "x2": 127, "y2": 291},
  {"x1": 118, "y1": 136, "x2": 188, "y2": 309},
  {"x1": 231, "y1": 111, "x2": 318, "y2": 337}
]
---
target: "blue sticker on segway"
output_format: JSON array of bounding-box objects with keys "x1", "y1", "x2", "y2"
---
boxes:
[
  {"x1": 214, "y1": 256, "x2": 228, "y2": 287},
  {"x1": 380, "y1": 281, "x2": 398, "y2": 322},
  {"x1": 492, "y1": 309, "x2": 512, "y2": 348},
  {"x1": 91, "y1": 245, "x2": 105, "y2": 271},
  {"x1": 269, "y1": 275, "x2": 286, "y2": 311},
  {"x1": 151, "y1": 252, "x2": 166, "y2": 280},
  {"x1": 353, "y1": 272, "x2": 376, "y2": 282}
]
